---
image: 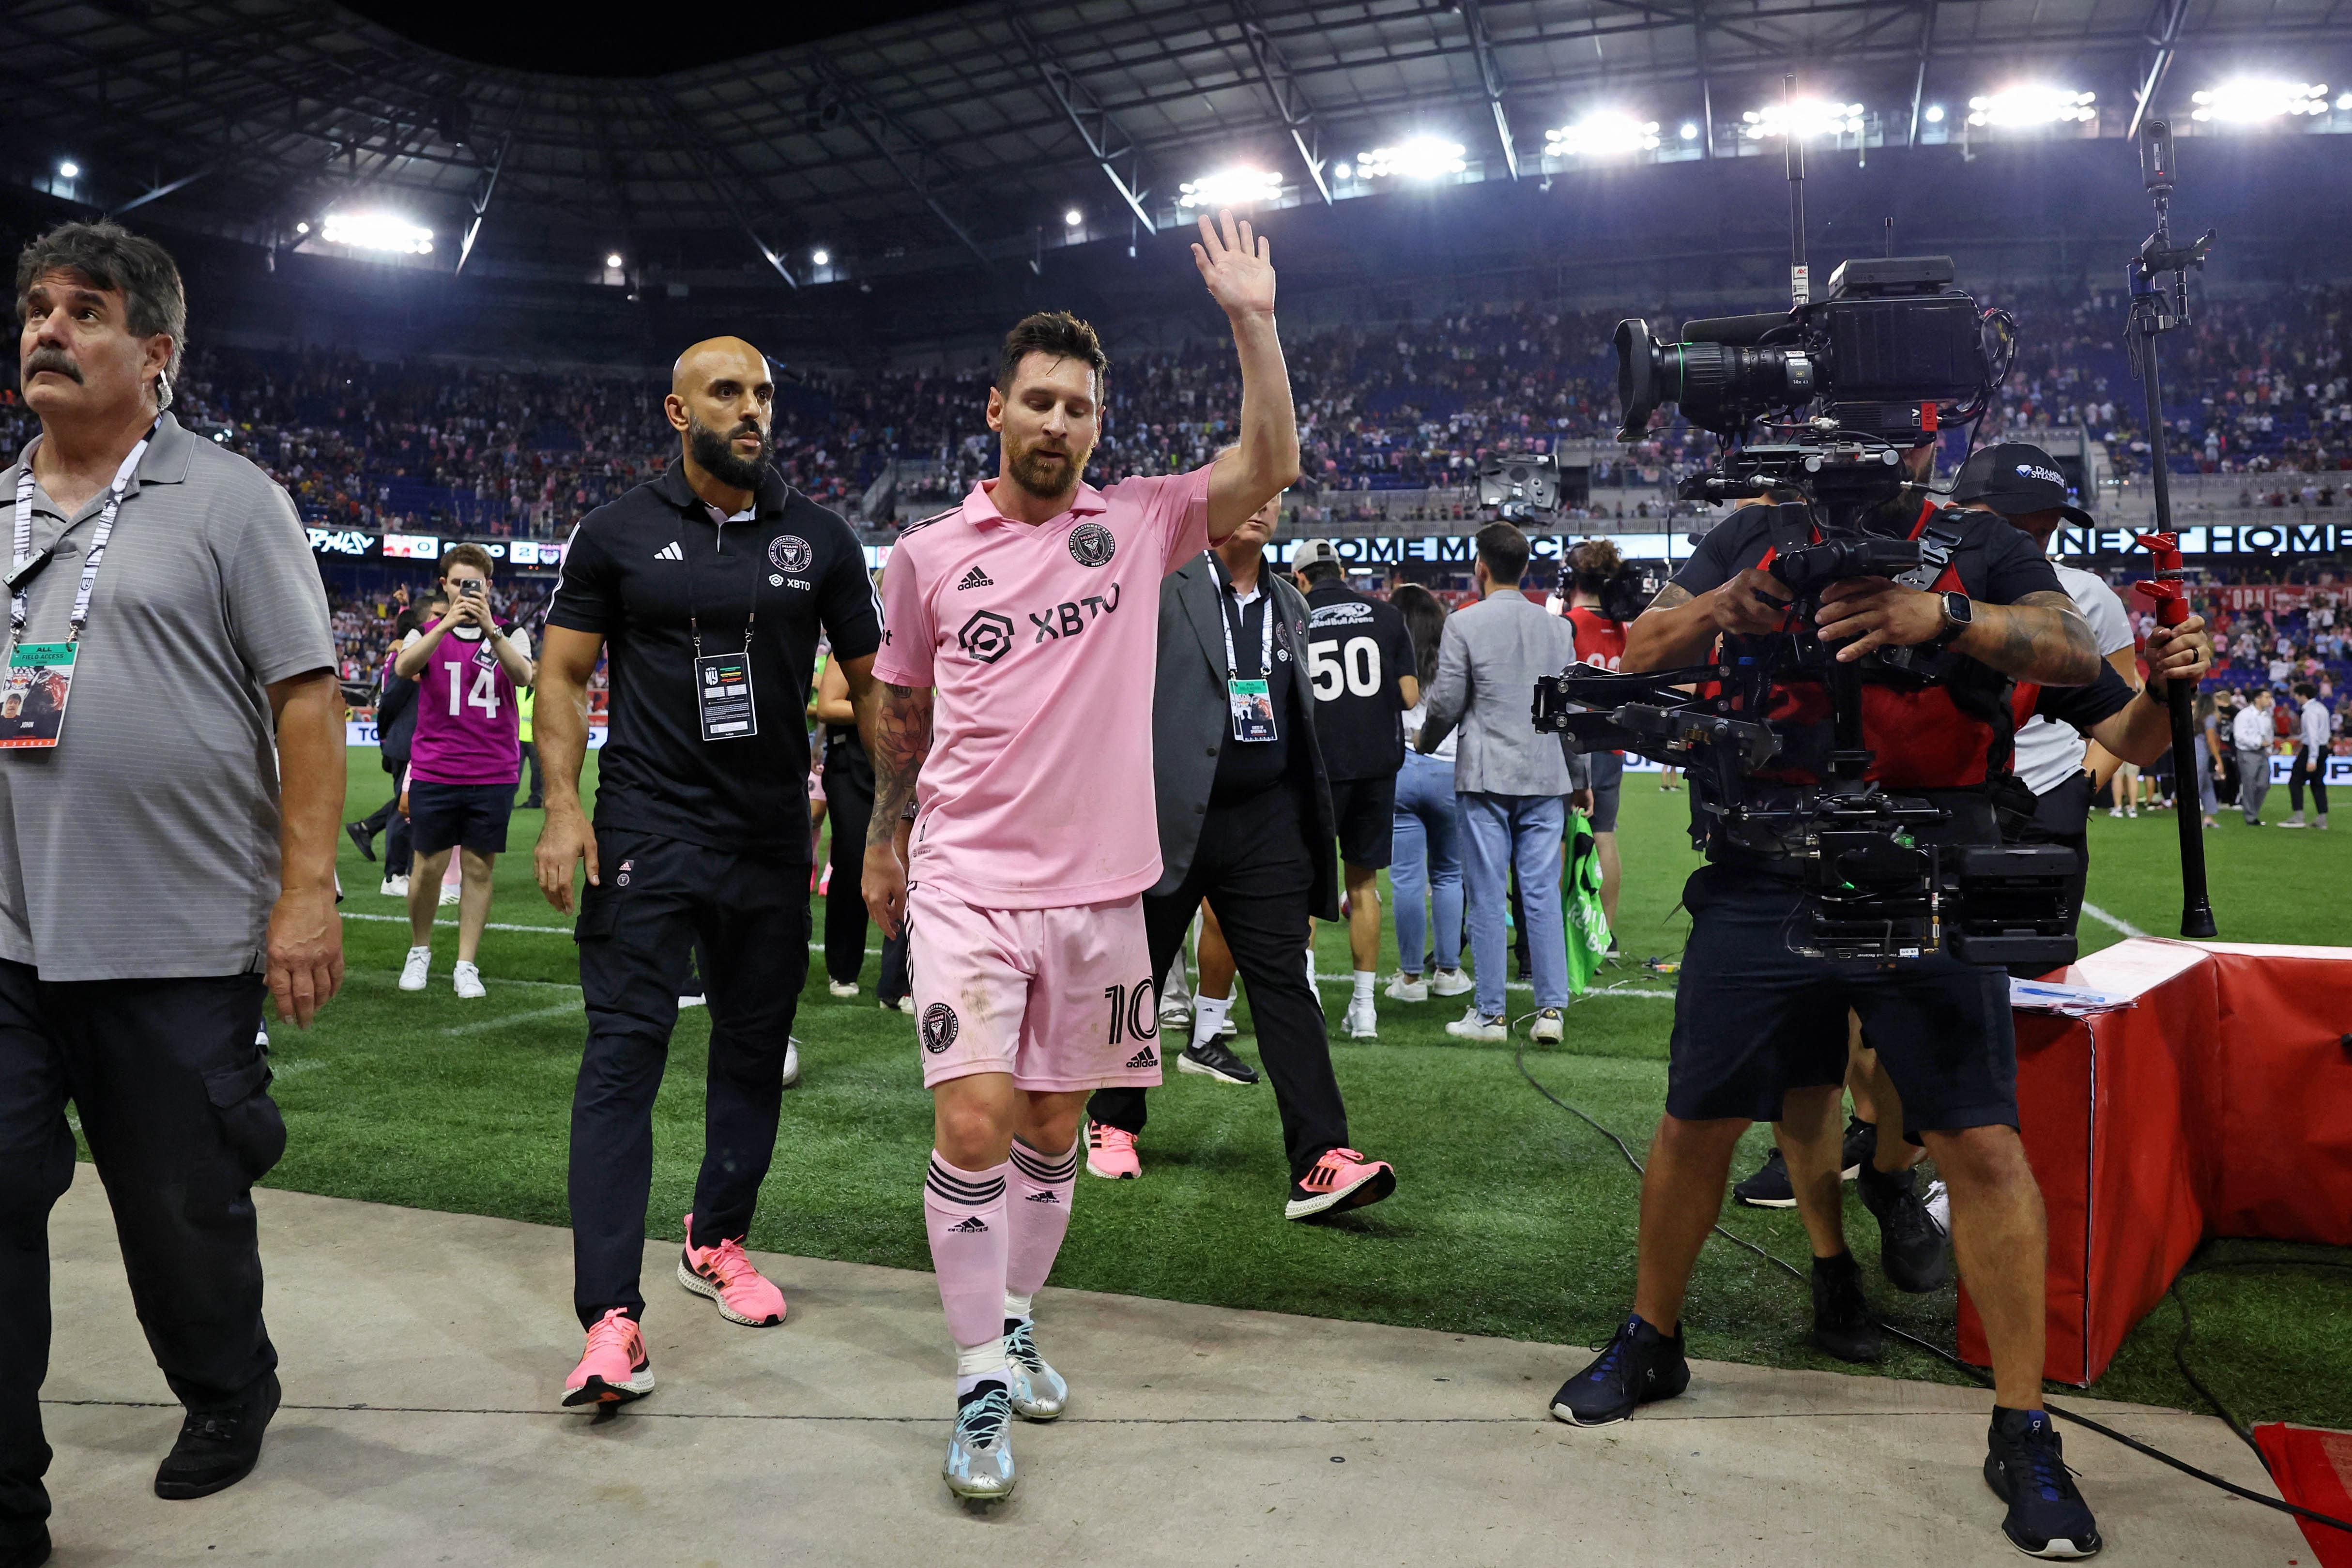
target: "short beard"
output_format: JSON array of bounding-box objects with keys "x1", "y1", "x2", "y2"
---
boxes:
[
  {"x1": 688, "y1": 415, "x2": 767, "y2": 491},
  {"x1": 1006, "y1": 438, "x2": 1084, "y2": 500}
]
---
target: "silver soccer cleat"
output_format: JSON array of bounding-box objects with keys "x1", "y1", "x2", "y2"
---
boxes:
[
  {"x1": 943, "y1": 1385, "x2": 1017, "y2": 1499},
  {"x1": 1003, "y1": 1319, "x2": 1068, "y2": 1421}
]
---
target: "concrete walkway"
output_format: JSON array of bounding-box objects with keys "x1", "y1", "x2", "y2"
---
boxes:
[{"x1": 41, "y1": 1169, "x2": 2305, "y2": 1566}]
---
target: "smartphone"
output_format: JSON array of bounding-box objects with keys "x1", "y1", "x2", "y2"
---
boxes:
[{"x1": 458, "y1": 579, "x2": 485, "y2": 599}]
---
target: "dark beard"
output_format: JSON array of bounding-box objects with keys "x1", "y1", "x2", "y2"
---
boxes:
[
  {"x1": 1006, "y1": 440, "x2": 1081, "y2": 499},
  {"x1": 689, "y1": 416, "x2": 768, "y2": 491}
]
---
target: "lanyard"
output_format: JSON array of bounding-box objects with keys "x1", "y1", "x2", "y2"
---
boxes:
[
  {"x1": 1211, "y1": 553, "x2": 1277, "y2": 678},
  {"x1": 687, "y1": 507, "x2": 760, "y2": 658},
  {"x1": 11, "y1": 426, "x2": 155, "y2": 644}
]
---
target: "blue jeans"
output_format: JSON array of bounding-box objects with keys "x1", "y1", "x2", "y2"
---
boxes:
[
  {"x1": 1390, "y1": 751, "x2": 1463, "y2": 975},
  {"x1": 1460, "y1": 792, "x2": 1568, "y2": 1017}
]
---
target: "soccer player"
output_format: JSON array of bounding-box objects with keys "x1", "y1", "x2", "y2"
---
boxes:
[
  {"x1": 395, "y1": 544, "x2": 534, "y2": 999},
  {"x1": 863, "y1": 212, "x2": 1297, "y2": 1501}
]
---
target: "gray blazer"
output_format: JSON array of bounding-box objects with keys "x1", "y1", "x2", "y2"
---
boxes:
[
  {"x1": 1418, "y1": 588, "x2": 1591, "y2": 797},
  {"x1": 1150, "y1": 552, "x2": 1341, "y2": 921}
]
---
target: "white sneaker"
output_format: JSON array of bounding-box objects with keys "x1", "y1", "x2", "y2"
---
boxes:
[
  {"x1": 381, "y1": 874, "x2": 410, "y2": 898},
  {"x1": 1923, "y1": 1178, "x2": 1952, "y2": 1237},
  {"x1": 2280, "y1": 816, "x2": 2307, "y2": 829},
  {"x1": 1384, "y1": 973, "x2": 1429, "y2": 1003},
  {"x1": 1430, "y1": 967, "x2": 1474, "y2": 997},
  {"x1": 2108, "y1": 807, "x2": 2123, "y2": 819},
  {"x1": 678, "y1": 994, "x2": 706, "y2": 1008},
  {"x1": 1529, "y1": 1008, "x2": 1564, "y2": 1045},
  {"x1": 452, "y1": 960, "x2": 486, "y2": 1000},
  {"x1": 781, "y1": 1036, "x2": 802, "y2": 1089},
  {"x1": 399, "y1": 945, "x2": 431, "y2": 991},
  {"x1": 827, "y1": 979, "x2": 859, "y2": 998},
  {"x1": 1344, "y1": 998, "x2": 1378, "y2": 1040},
  {"x1": 1445, "y1": 1006, "x2": 1507, "y2": 1043},
  {"x1": 439, "y1": 882, "x2": 460, "y2": 907}
]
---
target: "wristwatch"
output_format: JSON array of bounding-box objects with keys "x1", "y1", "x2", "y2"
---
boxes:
[{"x1": 1936, "y1": 591, "x2": 1973, "y2": 642}]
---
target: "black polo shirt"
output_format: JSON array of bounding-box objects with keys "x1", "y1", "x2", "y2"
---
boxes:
[
  {"x1": 1301, "y1": 579, "x2": 1415, "y2": 781},
  {"x1": 548, "y1": 462, "x2": 882, "y2": 857}
]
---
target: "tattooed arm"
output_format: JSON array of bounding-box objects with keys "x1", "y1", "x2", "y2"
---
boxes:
[
  {"x1": 1621, "y1": 571, "x2": 1794, "y2": 672},
  {"x1": 1814, "y1": 582, "x2": 2100, "y2": 684},
  {"x1": 858, "y1": 679, "x2": 933, "y2": 938}
]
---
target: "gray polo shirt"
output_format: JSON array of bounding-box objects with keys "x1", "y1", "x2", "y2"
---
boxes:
[{"x1": 0, "y1": 412, "x2": 335, "y2": 981}]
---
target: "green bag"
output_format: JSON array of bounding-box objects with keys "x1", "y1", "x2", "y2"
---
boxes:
[{"x1": 1564, "y1": 809, "x2": 1613, "y2": 996}]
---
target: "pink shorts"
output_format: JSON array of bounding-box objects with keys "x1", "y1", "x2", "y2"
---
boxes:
[{"x1": 907, "y1": 884, "x2": 1165, "y2": 1094}]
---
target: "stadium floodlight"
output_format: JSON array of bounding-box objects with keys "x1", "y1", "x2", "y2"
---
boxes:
[
  {"x1": 2191, "y1": 80, "x2": 2330, "y2": 121},
  {"x1": 320, "y1": 212, "x2": 434, "y2": 256},
  {"x1": 1354, "y1": 137, "x2": 1467, "y2": 180},
  {"x1": 604, "y1": 252, "x2": 624, "y2": 269},
  {"x1": 1680, "y1": 122, "x2": 1700, "y2": 141},
  {"x1": 1740, "y1": 98, "x2": 1866, "y2": 139},
  {"x1": 1179, "y1": 167, "x2": 1284, "y2": 208},
  {"x1": 1333, "y1": 161, "x2": 1354, "y2": 179},
  {"x1": 58, "y1": 160, "x2": 78, "y2": 180},
  {"x1": 1925, "y1": 104, "x2": 1946, "y2": 123},
  {"x1": 1064, "y1": 208, "x2": 1083, "y2": 227},
  {"x1": 1967, "y1": 87, "x2": 2097, "y2": 127},
  {"x1": 1544, "y1": 113, "x2": 1660, "y2": 159},
  {"x1": 811, "y1": 248, "x2": 830, "y2": 266},
  {"x1": 294, "y1": 221, "x2": 310, "y2": 234},
  {"x1": 2338, "y1": 91, "x2": 2352, "y2": 110}
]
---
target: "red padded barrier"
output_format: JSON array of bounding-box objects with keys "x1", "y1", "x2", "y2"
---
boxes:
[{"x1": 1958, "y1": 941, "x2": 2352, "y2": 1385}]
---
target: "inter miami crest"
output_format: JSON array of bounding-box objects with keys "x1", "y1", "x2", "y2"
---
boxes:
[
  {"x1": 768, "y1": 534, "x2": 812, "y2": 574},
  {"x1": 921, "y1": 1003, "x2": 960, "y2": 1054},
  {"x1": 957, "y1": 609, "x2": 1016, "y2": 664},
  {"x1": 1068, "y1": 521, "x2": 1116, "y2": 568}
]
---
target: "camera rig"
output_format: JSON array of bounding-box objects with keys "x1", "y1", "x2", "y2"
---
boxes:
[{"x1": 1530, "y1": 253, "x2": 2072, "y2": 969}]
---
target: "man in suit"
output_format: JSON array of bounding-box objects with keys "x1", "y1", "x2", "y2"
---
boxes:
[
  {"x1": 1419, "y1": 522, "x2": 1591, "y2": 1044},
  {"x1": 1082, "y1": 491, "x2": 1397, "y2": 1221}
]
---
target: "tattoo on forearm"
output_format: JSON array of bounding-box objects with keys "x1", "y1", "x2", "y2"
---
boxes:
[
  {"x1": 1647, "y1": 583, "x2": 1695, "y2": 613},
  {"x1": 1975, "y1": 592, "x2": 2099, "y2": 685},
  {"x1": 866, "y1": 682, "x2": 933, "y2": 845}
]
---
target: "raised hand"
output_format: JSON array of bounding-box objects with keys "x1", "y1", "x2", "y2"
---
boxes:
[{"x1": 1192, "y1": 209, "x2": 1276, "y2": 319}]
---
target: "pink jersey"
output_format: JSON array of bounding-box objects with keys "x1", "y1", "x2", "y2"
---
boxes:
[
  {"x1": 408, "y1": 624, "x2": 523, "y2": 786},
  {"x1": 873, "y1": 466, "x2": 1213, "y2": 908}
]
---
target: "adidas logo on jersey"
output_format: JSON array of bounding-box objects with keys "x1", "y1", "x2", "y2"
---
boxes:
[
  {"x1": 1024, "y1": 1190, "x2": 1061, "y2": 1204},
  {"x1": 956, "y1": 565, "x2": 995, "y2": 590},
  {"x1": 654, "y1": 541, "x2": 684, "y2": 562},
  {"x1": 947, "y1": 1216, "x2": 991, "y2": 1233},
  {"x1": 1125, "y1": 1045, "x2": 1159, "y2": 1070}
]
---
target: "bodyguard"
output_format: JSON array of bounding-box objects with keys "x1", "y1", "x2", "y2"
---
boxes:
[
  {"x1": 534, "y1": 336, "x2": 883, "y2": 1408},
  {"x1": 1, "y1": 222, "x2": 345, "y2": 1565}
]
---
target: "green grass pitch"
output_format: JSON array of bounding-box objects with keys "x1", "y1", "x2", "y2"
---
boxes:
[{"x1": 234, "y1": 754, "x2": 2352, "y2": 1428}]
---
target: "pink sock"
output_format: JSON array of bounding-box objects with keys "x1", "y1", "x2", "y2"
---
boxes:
[
  {"x1": 923, "y1": 1152, "x2": 1009, "y2": 1349},
  {"x1": 1006, "y1": 1136, "x2": 1079, "y2": 1301}
]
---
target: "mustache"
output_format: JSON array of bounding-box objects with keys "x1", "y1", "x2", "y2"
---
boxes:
[{"x1": 23, "y1": 348, "x2": 82, "y2": 383}]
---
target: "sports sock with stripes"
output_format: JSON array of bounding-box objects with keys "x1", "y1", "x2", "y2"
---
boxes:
[
  {"x1": 924, "y1": 1151, "x2": 1010, "y2": 1355},
  {"x1": 1005, "y1": 1135, "x2": 1079, "y2": 1300}
]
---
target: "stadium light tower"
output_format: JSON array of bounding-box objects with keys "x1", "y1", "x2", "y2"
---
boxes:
[
  {"x1": 58, "y1": 160, "x2": 79, "y2": 180},
  {"x1": 1354, "y1": 137, "x2": 1467, "y2": 180},
  {"x1": 1178, "y1": 167, "x2": 1284, "y2": 208},
  {"x1": 320, "y1": 213, "x2": 435, "y2": 256},
  {"x1": 1741, "y1": 98, "x2": 1865, "y2": 140},
  {"x1": 2190, "y1": 80, "x2": 2330, "y2": 122},
  {"x1": 811, "y1": 248, "x2": 831, "y2": 266},
  {"x1": 1968, "y1": 87, "x2": 2096, "y2": 127},
  {"x1": 1064, "y1": 208, "x2": 1084, "y2": 227},
  {"x1": 1544, "y1": 112, "x2": 1661, "y2": 159},
  {"x1": 605, "y1": 252, "x2": 624, "y2": 270}
]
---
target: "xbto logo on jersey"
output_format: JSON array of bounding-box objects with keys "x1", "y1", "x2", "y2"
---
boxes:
[
  {"x1": 957, "y1": 610, "x2": 1017, "y2": 665},
  {"x1": 1029, "y1": 584, "x2": 1122, "y2": 644},
  {"x1": 920, "y1": 1003, "x2": 961, "y2": 1054},
  {"x1": 1068, "y1": 520, "x2": 1117, "y2": 567},
  {"x1": 768, "y1": 535, "x2": 813, "y2": 574}
]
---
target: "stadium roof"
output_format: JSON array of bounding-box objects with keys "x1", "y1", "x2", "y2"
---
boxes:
[{"x1": 8, "y1": 0, "x2": 2349, "y2": 298}]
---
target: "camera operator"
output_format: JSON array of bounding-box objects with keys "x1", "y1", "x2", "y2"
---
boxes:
[{"x1": 1548, "y1": 431, "x2": 2117, "y2": 1559}]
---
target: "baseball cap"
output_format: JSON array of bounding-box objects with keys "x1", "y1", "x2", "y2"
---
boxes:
[
  {"x1": 1950, "y1": 442, "x2": 2096, "y2": 529},
  {"x1": 1292, "y1": 539, "x2": 1345, "y2": 570}
]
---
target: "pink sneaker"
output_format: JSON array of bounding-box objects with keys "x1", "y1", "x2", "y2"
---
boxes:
[
  {"x1": 675, "y1": 1214, "x2": 787, "y2": 1326},
  {"x1": 562, "y1": 1308, "x2": 655, "y2": 1409},
  {"x1": 1084, "y1": 1121, "x2": 1140, "y2": 1180},
  {"x1": 1284, "y1": 1148, "x2": 1397, "y2": 1220}
]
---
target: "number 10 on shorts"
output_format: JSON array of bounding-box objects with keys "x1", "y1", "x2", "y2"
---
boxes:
[{"x1": 1102, "y1": 980, "x2": 1161, "y2": 1045}]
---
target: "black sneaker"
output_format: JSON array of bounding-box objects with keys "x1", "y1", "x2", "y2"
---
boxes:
[
  {"x1": 344, "y1": 821, "x2": 376, "y2": 862},
  {"x1": 1858, "y1": 1161, "x2": 1951, "y2": 1294},
  {"x1": 1549, "y1": 1314, "x2": 1689, "y2": 1426},
  {"x1": 1808, "y1": 1251, "x2": 1883, "y2": 1363},
  {"x1": 154, "y1": 1369, "x2": 280, "y2": 1500},
  {"x1": 1732, "y1": 1146, "x2": 1796, "y2": 1208},
  {"x1": 1839, "y1": 1115, "x2": 1876, "y2": 1179},
  {"x1": 1985, "y1": 1406, "x2": 2103, "y2": 1558},
  {"x1": 1177, "y1": 1038, "x2": 1260, "y2": 1086},
  {"x1": 0, "y1": 1522, "x2": 49, "y2": 1568}
]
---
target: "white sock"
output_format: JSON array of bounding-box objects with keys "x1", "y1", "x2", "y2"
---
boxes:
[
  {"x1": 955, "y1": 1336, "x2": 1007, "y2": 1397},
  {"x1": 1191, "y1": 995, "x2": 1232, "y2": 1050},
  {"x1": 1351, "y1": 970, "x2": 1375, "y2": 1004},
  {"x1": 407, "y1": 944, "x2": 430, "y2": 959},
  {"x1": 1003, "y1": 1290, "x2": 1033, "y2": 1323}
]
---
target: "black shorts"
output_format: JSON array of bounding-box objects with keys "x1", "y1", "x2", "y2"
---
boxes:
[
  {"x1": 408, "y1": 779, "x2": 517, "y2": 857},
  {"x1": 1328, "y1": 774, "x2": 1398, "y2": 870},
  {"x1": 1586, "y1": 750, "x2": 1624, "y2": 834},
  {"x1": 1664, "y1": 864, "x2": 2018, "y2": 1139}
]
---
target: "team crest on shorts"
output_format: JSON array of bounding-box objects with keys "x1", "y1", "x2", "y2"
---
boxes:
[
  {"x1": 768, "y1": 535, "x2": 813, "y2": 574},
  {"x1": 921, "y1": 1003, "x2": 960, "y2": 1054},
  {"x1": 1067, "y1": 521, "x2": 1116, "y2": 568}
]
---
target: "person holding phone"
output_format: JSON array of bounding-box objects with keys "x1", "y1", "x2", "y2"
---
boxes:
[{"x1": 393, "y1": 545, "x2": 535, "y2": 998}]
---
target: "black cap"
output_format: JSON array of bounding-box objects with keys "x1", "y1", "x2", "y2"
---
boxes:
[{"x1": 1950, "y1": 443, "x2": 2096, "y2": 529}]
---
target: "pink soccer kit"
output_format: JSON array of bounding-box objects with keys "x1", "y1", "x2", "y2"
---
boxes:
[
  {"x1": 873, "y1": 465, "x2": 1213, "y2": 1092},
  {"x1": 408, "y1": 624, "x2": 523, "y2": 786}
]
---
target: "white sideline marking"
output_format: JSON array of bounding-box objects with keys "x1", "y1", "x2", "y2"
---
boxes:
[
  {"x1": 339, "y1": 911, "x2": 875, "y2": 958},
  {"x1": 2079, "y1": 902, "x2": 2148, "y2": 939},
  {"x1": 443, "y1": 1000, "x2": 587, "y2": 1036}
]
